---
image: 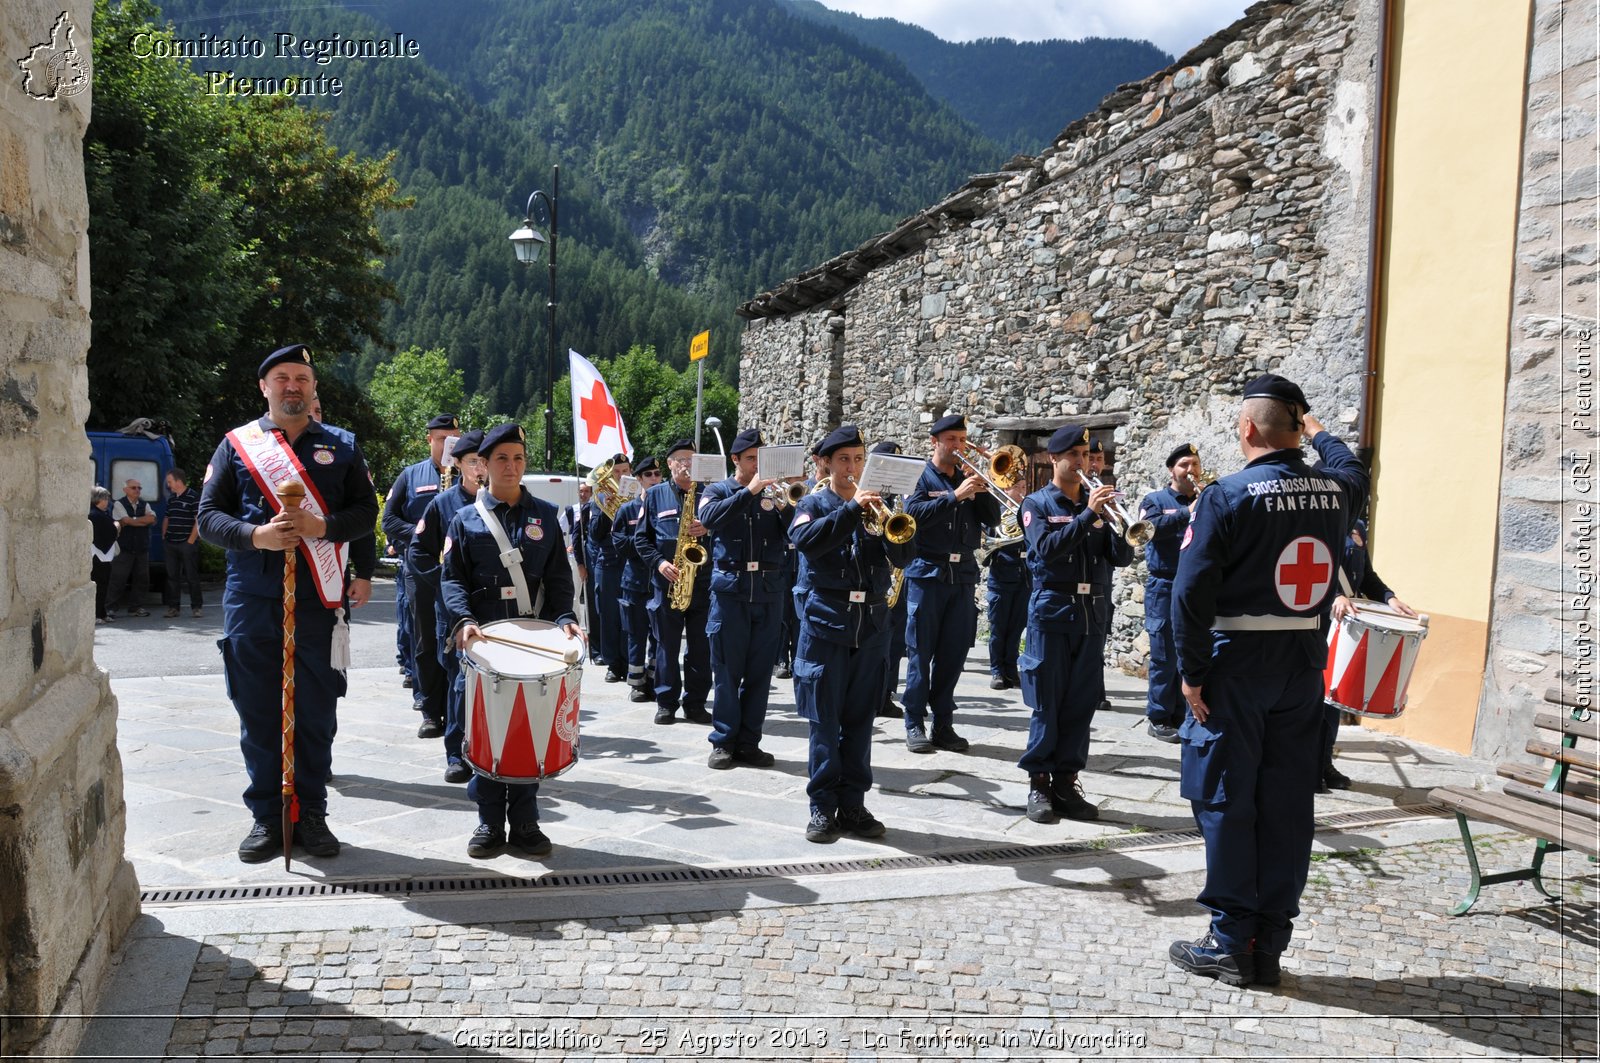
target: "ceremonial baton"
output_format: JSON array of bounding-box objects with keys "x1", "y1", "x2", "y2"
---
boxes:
[{"x1": 275, "y1": 478, "x2": 306, "y2": 870}]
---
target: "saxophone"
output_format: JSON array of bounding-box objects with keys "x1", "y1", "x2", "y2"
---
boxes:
[{"x1": 668, "y1": 480, "x2": 707, "y2": 611}]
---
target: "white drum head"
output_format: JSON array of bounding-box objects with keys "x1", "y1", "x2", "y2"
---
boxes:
[
  {"x1": 465, "y1": 619, "x2": 571, "y2": 679},
  {"x1": 1350, "y1": 599, "x2": 1428, "y2": 635}
]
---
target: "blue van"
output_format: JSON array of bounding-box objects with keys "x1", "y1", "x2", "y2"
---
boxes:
[{"x1": 88, "y1": 423, "x2": 177, "y2": 576}]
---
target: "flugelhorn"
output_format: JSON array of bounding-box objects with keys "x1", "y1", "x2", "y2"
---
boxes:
[
  {"x1": 1077, "y1": 470, "x2": 1153, "y2": 547},
  {"x1": 847, "y1": 476, "x2": 916, "y2": 544}
]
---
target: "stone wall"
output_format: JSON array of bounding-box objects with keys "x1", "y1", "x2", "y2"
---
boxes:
[
  {"x1": 1479, "y1": 0, "x2": 1599, "y2": 762},
  {"x1": 0, "y1": 2, "x2": 140, "y2": 1056},
  {"x1": 739, "y1": 0, "x2": 1378, "y2": 664}
]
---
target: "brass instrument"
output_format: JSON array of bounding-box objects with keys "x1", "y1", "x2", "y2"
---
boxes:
[
  {"x1": 440, "y1": 464, "x2": 454, "y2": 492},
  {"x1": 763, "y1": 479, "x2": 808, "y2": 508},
  {"x1": 850, "y1": 476, "x2": 916, "y2": 544},
  {"x1": 1185, "y1": 469, "x2": 1218, "y2": 496},
  {"x1": 668, "y1": 479, "x2": 706, "y2": 611},
  {"x1": 885, "y1": 495, "x2": 912, "y2": 607},
  {"x1": 1077, "y1": 470, "x2": 1154, "y2": 547},
  {"x1": 954, "y1": 442, "x2": 1025, "y2": 517},
  {"x1": 588, "y1": 458, "x2": 636, "y2": 520},
  {"x1": 976, "y1": 510, "x2": 1024, "y2": 566}
]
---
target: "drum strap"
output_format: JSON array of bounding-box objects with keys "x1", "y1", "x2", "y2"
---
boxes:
[
  {"x1": 475, "y1": 489, "x2": 542, "y2": 618},
  {"x1": 1337, "y1": 566, "x2": 1354, "y2": 598}
]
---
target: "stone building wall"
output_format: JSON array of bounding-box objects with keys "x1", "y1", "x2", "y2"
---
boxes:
[
  {"x1": 0, "y1": 3, "x2": 140, "y2": 1056},
  {"x1": 739, "y1": 0, "x2": 1378, "y2": 664},
  {"x1": 1479, "y1": 0, "x2": 1599, "y2": 762}
]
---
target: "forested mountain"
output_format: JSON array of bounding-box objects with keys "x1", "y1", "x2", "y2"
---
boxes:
[{"x1": 777, "y1": 0, "x2": 1172, "y2": 153}]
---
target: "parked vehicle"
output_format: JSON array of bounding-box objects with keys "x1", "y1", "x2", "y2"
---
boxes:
[{"x1": 88, "y1": 419, "x2": 176, "y2": 578}]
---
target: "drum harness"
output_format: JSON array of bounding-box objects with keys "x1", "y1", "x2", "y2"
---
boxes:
[{"x1": 474, "y1": 489, "x2": 545, "y2": 620}]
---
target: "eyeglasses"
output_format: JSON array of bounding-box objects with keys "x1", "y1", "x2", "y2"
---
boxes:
[{"x1": 127, "y1": 486, "x2": 142, "y2": 491}]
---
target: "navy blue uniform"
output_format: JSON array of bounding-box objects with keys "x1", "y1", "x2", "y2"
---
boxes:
[
  {"x1": 902, "y1": 462, "x2": 1000, "y2": 734},
  {"x1": 1139, "y1": 484, "x2": 1197, "y2": 727},
  {"x1": 385, "y1": 458, "x2": 446, "y2": 723},
  {"x1": 1017, "y1": 483, "x2": 1134, "y2": 776},
  {"x1": 586, "y1": 501, "x2": 624, "y2": 677},
  {"x1": 611, "y1": 496, "x2": 655, "y2": 690},
  {"x1": 408, "y1": 479, "x2": 480, "y2": 766},
  {"x1": 790, "y1": 486, "x2": 916, "y2": 817},
  {"x1": 698, "y1": 477, "x2": 793, "y2": 754},
  {"x1": 198, "y1": 417, "x2": 377, "y2": 823},
  {"x1": 1170, "y1": 431, "x2": 1367, "y2": 957},
  {"x1": 984, "y1": 529, "x2": 1030, "y2": 685},
  {"x1": 634, "y1": 480, "x2": 713, "y2": 716},
  {"x1": 441, "y1": 488, "x2": 576, "y2": 830}
]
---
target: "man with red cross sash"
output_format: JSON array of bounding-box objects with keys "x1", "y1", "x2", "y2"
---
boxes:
[
  {"x1": 1167, "y1": 373, "x2": 1368, "y2": 988},
  {"x1": 199, "y1": 344, "x2": 378, "y2": 864}
]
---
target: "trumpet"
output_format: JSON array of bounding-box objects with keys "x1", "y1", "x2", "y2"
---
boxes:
[
  {"x1": 1184, "y1": 469, "x2": 1218, "y2": 496},
  {"x1": 954, "y1": 442, "x2": 1026, "y2": 517},
  {"x1": 1077, "y1": 470, "x2": 1154, "y2": 547},
  {"x1": 763, "y1": 479, "x2": 808, "y2": 508},
  {"x1": 848, "y1": 476, "x2": 916, "y2": 544}
]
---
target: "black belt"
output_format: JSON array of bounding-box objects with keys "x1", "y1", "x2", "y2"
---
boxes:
[
  {"x1": 812, "y1": 588, "x2": 886, "y2": 606},
  {"x1": 1042, "y1": 580, "x2": 1101, "y2": 596}
]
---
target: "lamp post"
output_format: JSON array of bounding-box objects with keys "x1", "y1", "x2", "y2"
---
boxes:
[{"x1": 509, "y1": 164, "x2": 559, "y2": 472}]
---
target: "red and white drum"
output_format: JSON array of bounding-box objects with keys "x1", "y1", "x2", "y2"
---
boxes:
[
  {"x1": 461, "y1": 619, "x2": 583, "y2": 782},
  {"x1": 1323, "y1": 602, "x2": 1429, "y2": 719}
]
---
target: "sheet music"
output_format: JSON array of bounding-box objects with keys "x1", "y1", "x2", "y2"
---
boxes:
[
  {"x1": 440, "y1": 433, "x2": 461, "y2": 468},
  {"x1": 616, "y1": 474, "x2": 641, "y2": 499},
  {"x1": 690, "y1": 453, "x2": 726, "y2": 483},
  {"x1": 756, "y1": 444, "x2": 806, "y2": 481},
  {"x1": 857, "y1": 454, "x2": 926, "y2": 496}
]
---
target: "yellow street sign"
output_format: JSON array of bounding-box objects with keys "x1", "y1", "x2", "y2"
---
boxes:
[{"x1": 690, "y1": 330, "x2": 710, "y2": 362}]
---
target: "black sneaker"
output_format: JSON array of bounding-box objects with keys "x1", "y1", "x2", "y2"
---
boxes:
[
  {"x1": 402, "y1": 675, "x2": 414, "y2": 689},
  {"x1": 1169, "y1": 931, "x2": 1254, "y2": 987},
  {"x1": 930, "y1": 725, "x2": 969, "y2": 752},
  {"x1": 604, "y1": 670, "x2": 625, "y2": 683},
  {"x1": 1147, "y1": 720, "x2": 1182, "y2": 744},
  {"x1": 654, "y1": 707, "x2": 676, "y2": 725},
  {"x1": 905, "y1": 726, "x2": 934, "y2": 754},
  {"x1": 467, "y1": 823, "x2": 505, "y2": 858},
  {"x1": 629, "y1": 686, "x2": 653, "y2": 703},
  {"x1": 1323, "y1": 766, "x2": 1352, "y2": 791},
  {"x1": 237, "y1": 820, "x2": 283, "y2": 863},
  {"x1": 989, "y1": 676, "x2": 1009, "y2": 690},
  {"x1": 836, "y1": 806, "x2": 886, "y2": 838},
  {"x1": 732, "y1": 746, "x2": 775, "y2": 768},
  {"x1": 1254, "y1": 950, "x2": 1282, "y2": 986},
  {"x1": 416, "y1": 717, "x2": 444, "y2": 739},
  {"x1": 1050, "y1": 774, "x2": 1100, "y2": 821},
  {"x1": 444, "y1": 758, "x2": 473, "y2": 784},
  {"x1": 509, "y1": 823, "x2": 553, "y2": 857},
  {"x1": 708, "y1": 746, "x2": 736, "y2": 770},
  {"x1": 294, "y1": 812, "x2": 340, "y2": 858},
  {"x1": 683, "y1": 705, "x2": 712, "y2": 725},
  {"x1": 775, "y1": 663, "x2": 793, "y2": 679},
  {"x1": 804, "y1": 810, "x2": 840, "y2": 844},
  {"x1": 1026, "y1": 776, "x2": 1059, "y2": 823}
]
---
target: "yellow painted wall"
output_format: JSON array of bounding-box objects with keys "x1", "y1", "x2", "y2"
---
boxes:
[{"x1": 1364, "y1": 0, "x2": 1531, "y2": 752}]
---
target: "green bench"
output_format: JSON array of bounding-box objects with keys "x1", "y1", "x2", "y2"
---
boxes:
[{"x1": 1429, "y1": 688, "x2": 1600, "y2": 915}]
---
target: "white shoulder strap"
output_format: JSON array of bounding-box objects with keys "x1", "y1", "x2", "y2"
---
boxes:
[{"x1": 474, "y1": 489, "x2": 539, "y2": 616}]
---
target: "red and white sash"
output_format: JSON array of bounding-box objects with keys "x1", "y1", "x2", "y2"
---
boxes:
[{"x1": 226, "y1": 420, "x2": 350, "y2": 608}]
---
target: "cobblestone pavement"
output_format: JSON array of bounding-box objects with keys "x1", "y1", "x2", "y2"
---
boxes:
[{"x1": 134, "y1": 835, "x2": 1596, "y2": 1061}]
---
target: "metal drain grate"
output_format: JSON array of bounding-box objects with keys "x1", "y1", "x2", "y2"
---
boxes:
[{"x1": 139, "y1": 804, "x2": 1448, "y2": 906}]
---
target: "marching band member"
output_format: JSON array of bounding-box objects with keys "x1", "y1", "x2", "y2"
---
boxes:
[
  {"x1": 1168, "y1": 375, "x2": 1367, "y2": 988},
  {"x1": 901, "y1": 414, "x2": 1000, "y2": 753},
  {"x1": 612, "y1": 456, "x2": 662, "y2": 702},
  {"x1": 587, "y1": 453, "x2": 633, "y2": 684},
  {"x1": 634, "y1": 440, "x2": 713, "y2": 725},
  {"x1": 1139, "y1": 443, "x2": 1203, "y2": 743},
  {"x1": 790, "y1": 425, "x2": 916, "y2": 842},
  {"x1": 406, "y1": 428, "x2": 485, "y2": 783},
  {"x1": 985, "y1": 477, "x2": 1030, "y2": 690},
  {"x1": 1017, "y1": 425, "x2": 1133, "y2": 824},
  {"x1": 383, "y1": 413, "x2": 459, "y2": 739},
  {"x1": 440, "y1": 423, "x2": 581, "y2": 859},
  {"x1": 699, "y1": 428, "x2": 792, "y2": 768},
  {"x1": 199, "y1": 344, "x2": 377, "y2": 862},
  {"x1": 870, "y1": 440, "x2": 910, "y2": 718}
]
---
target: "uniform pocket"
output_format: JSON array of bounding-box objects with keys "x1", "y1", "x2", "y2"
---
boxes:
[
  {"x1": 791, "y1": 655, "x2": 825, "y2": 723},
  {"x1": 1178, "y1": 716, "x2": 1228, "y2": 806}
]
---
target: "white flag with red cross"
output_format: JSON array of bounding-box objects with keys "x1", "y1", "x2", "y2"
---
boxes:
[{"x1": 568, "y1": 349, "x2": 632, "y2": 467}]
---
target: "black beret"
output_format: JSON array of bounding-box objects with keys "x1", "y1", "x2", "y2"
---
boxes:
[
  {"x1": 817, "y1": 424, "x2": 865, "y2": 457},
  {"x1": 610, "y1": 452, "x2": 628, "y2": 466},
  {"x1": 1047, "y1": 424, "x2": 1091, "y2": 454},
  {"x1": 730, "y1": 427, "x2": 763, "y2": 454},
  {"x1": 258, "y1": 344, "x2": 313, "y2": 378},
  {"x1": 870, "y1": 440, "x2": 902, "y2": 455},
  {"x1": 928, "y1": 413, "x2": 966, "y2": 436},
  {"x1": 426, "y1": 413, "x2": 459, "y2": 431},
  {"x1": 1088, "y1": 440, "x2": 1105, "y2": 454},
  {"x1": 1165, "y1": 443, "x2": 1198, "y2": 468},
  {"x1": 633, "y1": 456, "x2": 658, "y2": 475},
  {"x1": 664, "y1": 438, "x2": 696, "y2": 458},
  {"x1": 451, "y1": 429, "x2": 485, "y2": 457},
  {"x1": 480, "y1": 423, "x2": 527, "y2": 458},
  {"x1": 1242, "y1": 373, "x2": 1310, "y2": 411}
]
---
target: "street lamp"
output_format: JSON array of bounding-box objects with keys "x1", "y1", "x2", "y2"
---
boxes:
[{"x1": 509, "y1": 164, "x2": 559, "y2": 472}]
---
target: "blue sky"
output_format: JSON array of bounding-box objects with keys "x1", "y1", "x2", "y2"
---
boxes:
[{"x1": 809, "y1": 0, "x2": 1253, "y2": 59}]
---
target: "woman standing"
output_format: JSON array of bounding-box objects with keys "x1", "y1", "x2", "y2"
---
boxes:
[{"x1": 89, "y1": 486, "x2": 118, "y2": 623}]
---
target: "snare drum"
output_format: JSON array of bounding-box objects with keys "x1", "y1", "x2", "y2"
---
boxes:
[
  {"x1": 461, "y1": 619, "x2": 582, "y2": 782},
  {"x1": 1323, "y1": 602, "x2": 1429, "y2": 719}
]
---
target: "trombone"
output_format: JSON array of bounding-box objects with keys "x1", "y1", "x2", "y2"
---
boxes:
[
  {"x1": 1077, "y1": 470, "x2": 1153, "y2": 547},
  {"x1": 954, "y1": 441, "x2": 1026, "y2": 518}
]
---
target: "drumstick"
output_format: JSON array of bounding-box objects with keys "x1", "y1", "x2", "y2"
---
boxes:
[{"x1": 478, "y1": 631, "x2": 583, "y2": 665}]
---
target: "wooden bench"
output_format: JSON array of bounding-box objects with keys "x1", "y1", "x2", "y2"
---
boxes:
[{"x1": 1429, "y1": 688, "x2": 1600, "y2": 915}]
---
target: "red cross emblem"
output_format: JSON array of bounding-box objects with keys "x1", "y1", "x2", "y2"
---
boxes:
[
  {"x1": 577, "y1": 381, "x2": 619, "y2": 445},
  {"x1": 1274, "y1": 536, "x2": 1332, "y2": 609}
]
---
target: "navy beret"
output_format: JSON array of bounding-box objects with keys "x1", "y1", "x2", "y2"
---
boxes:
[
  {"x1": 633, "y1": 456, "x2": 658, "y2": 475},
  {"x1": 480, "y1": 423, "x2": 527, "y2": 458},
  {"x1": 1242, "y1": 373, "x2": 1310, "y2": 411},
  {"x1": 928, "y1": 414, "x2": 966, "y2": 436},
  {"x1": 426, "y1": 413, "x2": 459, "y2": 431},
  {"x1": 610, "y1": 452, "x2": 629, "y2": 466},
  {"x1": 664, "y1": 438, "x2": 696, "y2": 458},
  {"x1": 817, "y1": 424, "x2": 864, "y2": 457},
  {"x1": 1088, "y1": 440, "x2": 1105, "y2": 454},
  {"x1": 1047, "y1": 424, "x2": 1091, "y2": 454},
  {"x1": 730, "y1": 427, "x2": 763, "y2": 454},
  {"x1": 451, "y1": 429, "x2": 485, "y2": 457},
  {"x1": 870, "y1": 440, "x2": 902, "y2": 455},
  {"x1": 258, "y1": 344, "x2": 313, "y2": 378},
  {"x1": 1165, "y1": 443, "x2": 1198, "y2": 468}
]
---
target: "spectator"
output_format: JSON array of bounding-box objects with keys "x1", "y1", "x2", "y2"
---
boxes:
[
  {"x1": 107, "y1": 477, "x2": 155, "y2": 618},
  {"x1": 89, "y1": 486, "x2": 118, "y2": 624},
  {"x1": 162, "y1": 467, "x2": 204, "y2": 618}
]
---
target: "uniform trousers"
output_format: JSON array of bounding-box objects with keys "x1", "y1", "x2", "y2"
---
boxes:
[
  {"x1": 708, "y1": 595, "x2": 782, "y2": 751},
  {"x1": 1017, "y1": 622, "x2": 1106, "y2": 775},
  {"x1": 902, "y1": 577, "x2": 977, "y2": 731},
  {"x1": 1180, "y1": 668, "x2": 1323, "y2": 955},
  {"x1": 394, "y1": 568, "x2": 414, "y2": 679},
  {"x1": 886, "y1": 594, "x2": 907, "y2": 698},
  {"x1": 648, "y1": 585, "x2": 711, "y2": 712},
  {"x1": 467, "y1": 775, "x2": 539, "y2": 829},
  {"x1": 986, "y1": 579, "x2": 1027, "y2": 681},
  {"x1": 778, "y1": 576, "x2": 799, "y2": 669},
  {"x1": 792, "y1": 624, "x2": 887, "y2": 816},
  {"x1": 219, "y1": 595, "x2": 343, "y2": 821},
  {"x1": 439, "y1": 615, "x2": 465, "y2": 763},
  {"x1": 1144, "y1": 576, "x2": 1183, "y2": 725},
  {"x1": 592, "y1": 561, "x2": 623, "y2": 671},
  {"x1": 404, "y1": 567, "x2": 446, "y2": 723},
  {"x1": 619, "y1": 588, "x2": 653, "y2": 685}
]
